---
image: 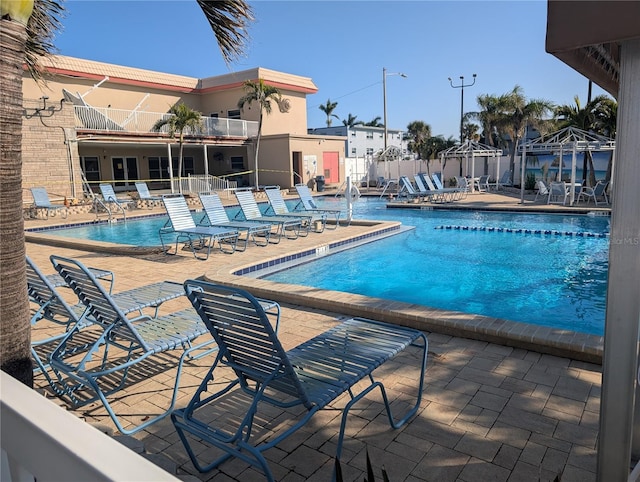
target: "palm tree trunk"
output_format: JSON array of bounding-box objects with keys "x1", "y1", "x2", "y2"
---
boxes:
[
  {"x1": 254, "y1": 112, "x2": 263, "y2": 190},
  {"x1": 0, "y1": 19, "x2": 34, "y2": 387}
]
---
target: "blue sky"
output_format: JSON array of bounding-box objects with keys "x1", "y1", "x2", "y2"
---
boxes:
[{"x1": 53, "y1": 1, "x2": 608, "y2": 139}]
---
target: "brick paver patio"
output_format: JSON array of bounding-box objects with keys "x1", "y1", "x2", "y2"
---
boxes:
[{"x1": 26, "y1": 189, "x2": 603, "y2": 481}]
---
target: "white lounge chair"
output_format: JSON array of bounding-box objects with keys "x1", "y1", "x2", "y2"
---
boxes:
[
  {"x1": 293, "y1": 184, "x2": 342, "y2": 229},
  {"x1": 135, "y1": 182, "x2": 163, "y2": 208},
  {"x1": 547, "y1": 181, "x2": 570, "y2": 205},
  {"x1": 533, "y1": 180, "x2": 549, "y2": 202}
]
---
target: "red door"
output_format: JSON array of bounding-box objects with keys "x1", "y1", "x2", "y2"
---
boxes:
[{"x1": 322, "y1": 151, "x2": 339, "y2": 183}]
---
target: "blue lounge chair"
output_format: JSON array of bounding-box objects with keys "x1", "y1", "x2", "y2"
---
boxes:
[
  {"x1": 398, "y1": 176, "x2": 425, "y2": 201},
  {"x1": 48, "y1": 255, "x2": 216, "y2": 435},
  {"x1": 99, "y1": 183, "x2": 134, "y2": 210},
  {"x1": 160, "y1": 194, "x2": 239, "y2": 259},
  {"x1": 234, "y1": 189, "x2": 302, "y2": 243},
  {"x1": 135, "y1": 181, "x2": 163, "y2": 208},
  {"x1": 264, "y1": 186, "x2": 317, "y2": 235},
  {"x1": 198, "y1": 192, "x2": 271, "y2": 250},
  {"x1": 293, "y1": 184, "x2": 342, "y2": 229},
  {"x1": 422, "y1": 173, "x2": 458, "y2": 202},
  {"x1": 29, "y1": 187, "x2": 68, "y2": 219},
  {"x1": 171, "y1": 281, "x2": 428, "y2": 482},
  {"x1": 27, "y1": 256, "x2": 98, "y2": 393}
]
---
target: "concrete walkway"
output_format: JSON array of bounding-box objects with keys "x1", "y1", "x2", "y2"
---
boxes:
[{"x1": 26, "y1": 188, "x2": 604, "y2": 481}]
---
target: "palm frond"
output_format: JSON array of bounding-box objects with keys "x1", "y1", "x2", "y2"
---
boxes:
[
  {"x1": 197, "y1": 0, "x2": 253, "y2": 64},
  {"x1": 25, "y1": 0, "x2": 65, "y2": 82}
]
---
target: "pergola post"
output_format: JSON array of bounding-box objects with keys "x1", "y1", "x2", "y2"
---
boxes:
[{"x1": 597, "y1": 38, "x2": 640, "y2": 480}]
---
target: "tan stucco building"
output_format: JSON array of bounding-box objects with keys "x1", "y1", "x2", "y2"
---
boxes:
[{"x1": 22, "y1": 55, "x2": 346, "y2": 201}]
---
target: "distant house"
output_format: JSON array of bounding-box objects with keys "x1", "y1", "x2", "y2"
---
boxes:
[
  {"x1": 308, "y1": 125, "x2": 409, "y2": 160},
  {"x1": 21, "y1": 55, "x2": 346, "y2": 200}
]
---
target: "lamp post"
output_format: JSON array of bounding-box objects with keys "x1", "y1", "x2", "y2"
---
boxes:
[
  {"x1": 383, "y1": 67, "x2": 407, "y2": 179},
  {"x1": 448, "y1": 74, "x2": 477, "y2": 145}
]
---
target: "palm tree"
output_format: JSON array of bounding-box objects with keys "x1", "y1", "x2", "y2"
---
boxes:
[
  {"x1": 0, "y1": 0, "x2": 253, "y2": 385},
  {"x1": 496, "y1": 85, "x2": 554, "y2": 183},
  {"x1": 364, "y1": 116, "x2": 383, "y2": 127},
  {"x1": 555, "y1": 94, "x2": 616, "y2": 185},
  {"x1": 341, "y1": 113, "x2": 362, "y2": 128},
  {"x1": 319, "y1": 99, "x2": 338, "y2": 127},
  {"x1": 405, "y1": 120, "x2": 431, "y2": 161},
  {"x1": 593, "y1": 97, "x2": 617, "y2": 182},
  {"x1": 466, "y1": 93, "x2": 505, "y2": 174},
  {"x1": 152, "y1": 103, "x2": 203, "y2": 192},
  {"x1": 237, "y1": 79, "x2": 284, "y2": 189}
]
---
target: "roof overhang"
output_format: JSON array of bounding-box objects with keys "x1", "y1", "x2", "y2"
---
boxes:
[{"x1": 546, "y1": 0, "x2": 640, "y2": 98}]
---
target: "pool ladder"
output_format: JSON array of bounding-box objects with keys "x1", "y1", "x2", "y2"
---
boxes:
[{"x1": 93, "y1": 197, "x2": 127, "y2": 223}]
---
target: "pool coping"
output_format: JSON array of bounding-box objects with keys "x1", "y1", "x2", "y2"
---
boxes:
[{"x1": 25, "y1": 212, "x2": 604, "y2": 365}]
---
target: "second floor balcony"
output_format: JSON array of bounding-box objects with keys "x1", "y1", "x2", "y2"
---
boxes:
[{"x1": 72, "y1": 105, "x2": 259, "y2": 139}]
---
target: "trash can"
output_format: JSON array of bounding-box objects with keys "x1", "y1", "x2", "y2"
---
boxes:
[{"x1": 315, "y1": 175, "x2": 326, "y2": 192}]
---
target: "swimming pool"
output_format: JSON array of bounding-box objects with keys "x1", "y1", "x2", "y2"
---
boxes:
[
  {"x1": 263, "y1": 197, "x2": 610, "y2": 335},
  {"x1": 36, "y1": 197, "x2": 610, "y2": 335}
]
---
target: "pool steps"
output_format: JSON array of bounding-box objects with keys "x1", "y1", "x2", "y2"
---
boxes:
[{"x1": 435, "y1": 225, "x2": 609, "y2": 238}]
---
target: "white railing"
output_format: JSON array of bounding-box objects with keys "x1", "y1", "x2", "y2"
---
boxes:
[
  {"x1": 0, "y1": 372, "x2": 179, "y2": 482},
  {"x1": 171, "y1": 174, "x2": 238, "y2": 195},
  {"x1": 73, "y1": 106, "x2": 258, "y2": 138}
]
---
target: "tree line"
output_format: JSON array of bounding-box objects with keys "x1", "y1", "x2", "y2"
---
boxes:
[{"x1": 320, "y1": 85, "x2": 617, "y2": 184}]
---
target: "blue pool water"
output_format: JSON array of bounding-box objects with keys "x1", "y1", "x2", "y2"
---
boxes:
[
  {"x1": 265, "y1": 197, "x2": 610, "y2": 335},
  {"x1": 40, "y1": 197, "x2": 610, "y2": 335}
]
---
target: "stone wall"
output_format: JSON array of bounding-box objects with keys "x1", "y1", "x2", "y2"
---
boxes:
[{"x1": 22, "y1": 98, "x2": 84, "y2": 205}]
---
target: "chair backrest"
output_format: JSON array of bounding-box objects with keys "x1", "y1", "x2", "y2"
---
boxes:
[
  {"x1": 30, "y1": 187, "x2": 53, "y2": 208},
  {"x1": 478, "y1": 175, "x2": 490, "y2": 186},
  {"x1": 50, "y1": 255, "x2": 147, "y2": 348},
  {"x1": 594, "y1": 181, "x2": 608, "y2": 195},
  {"x1": 264, "y1": 187, "x2": 291, "y2": 215},
  {"x1": 184, "y1": 280, "x2": 312, "y2": 407},
  {"x1": 432, "y1": 173, "x2": 445, "y2": 190},
  {"x1": 498, "y1": 171, "x2": 512, "y2": 184},
  {"x1": 234, "y1": 190, "x2": 263, "y2": 220},
  {"x1": 135, "y1": 182, "x2": 152, "y2": 199},
  {"x1": 399, "y1": 176, "x2": 416, "y2": 194},
  {"x1": 549, "y1": 181, "x2": 567, "y2": 195},
  {"x1": 99, "y1": 184, "x2": 118, "y2": 202},
  {"x1": 455, "y1": 177, "x2": 468, "y2": 190},
  {"x1": 26, "y1": 256, "x2": 81, "y2": 325},
  {"x1": 537, "y1": 181, "x2": 548, "y2": 195},
  {"x1": 422, "y1": 174, "x2": 438, "y2": 191},
  {"x1": 198, "y1": 192, "x2": 231, "y2": 224},
  {"x1": 294, "y1": 184, "x2": 319, "y2": 210},
  {"x1": 414, "y1": 175, "x2": 428, "y2": 193},
  {"x1": 162, "y1": 194, "x2": 197, "y2": 230}
]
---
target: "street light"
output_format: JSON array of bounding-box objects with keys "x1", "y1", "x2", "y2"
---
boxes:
[
  {"x1": 383, "y1": 67, "x2": 407, "y2": 179},
  {"x1": 448, "y1": 74, "x2": 477, "y2": 145}
]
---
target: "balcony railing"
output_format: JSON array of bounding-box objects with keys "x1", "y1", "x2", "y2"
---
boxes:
[{"x1": 72, "y1": 106, "x2": 258, "y2": 138}]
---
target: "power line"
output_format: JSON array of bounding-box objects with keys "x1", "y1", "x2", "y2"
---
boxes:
[{"x1": 306, "y1": 81, "x2": 381, "y2": 111}]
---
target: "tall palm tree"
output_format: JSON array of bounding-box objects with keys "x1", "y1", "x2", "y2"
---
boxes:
[
  {"x1": 497, "y1": 85, "x2": 554, "y2": 183},
  {"x1": 237, "y1": 79, "x2": 284, "y2": 189},
  {"x1": 0, "y1": 0, "x2": 253, "y2": 385},
  {"x1": 319, "y1": 98, "x2": 338, "y2": 127},
  {"x1": 1, "y1": 0, "x2": 64, "y2": 387},
  {"x1": 405, "y1": 120, "x2": 431, "y2": 161},
  {"x1": 466, "y1": 93, "x2": 505, "y2": 174},
  {"x1": 341, "y1": 113, "x2": 362, "y2": 128},
  {"x1": 152, "y1": 102, "x2": 203, "y2": 192}
]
